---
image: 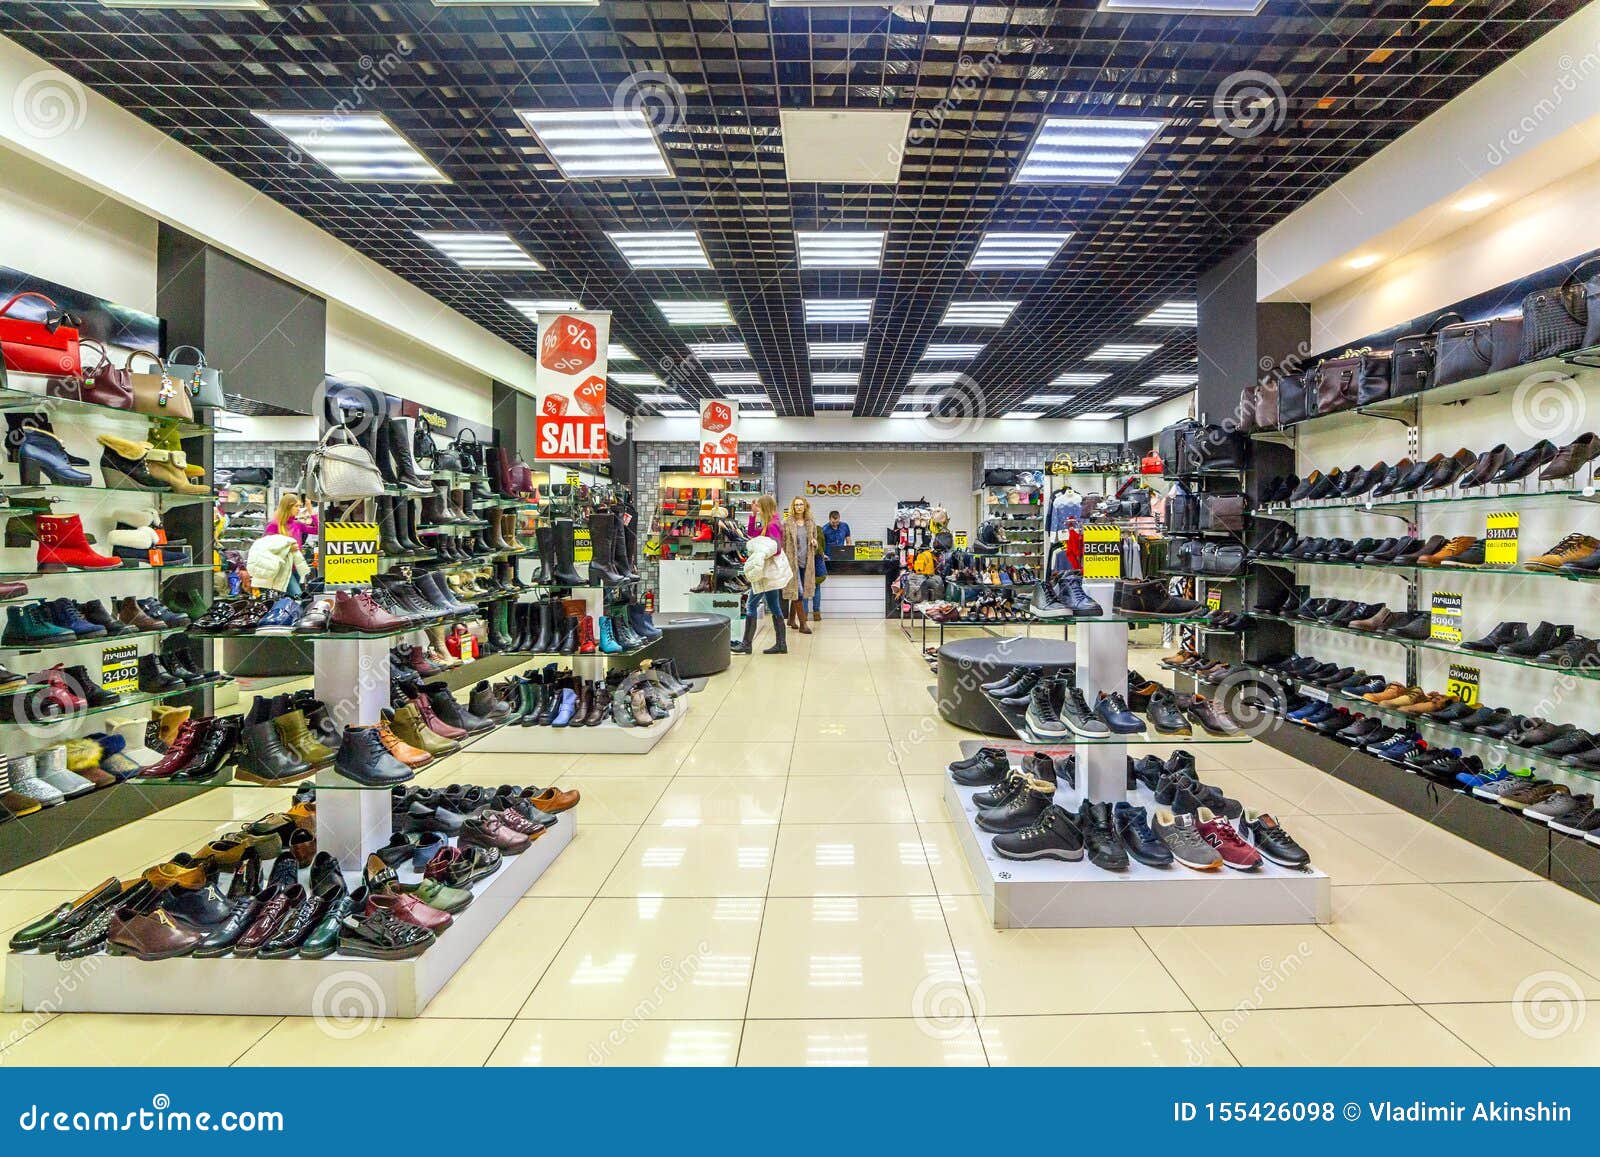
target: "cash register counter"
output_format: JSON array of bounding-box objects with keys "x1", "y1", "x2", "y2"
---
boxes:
[{"x1": 819, "y1": 548, "x2": 892, "y2": 619}]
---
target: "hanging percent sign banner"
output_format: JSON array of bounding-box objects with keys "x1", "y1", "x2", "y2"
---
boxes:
[{"x1": 535, "y1": 310, "x2": 611, "y2": 461}]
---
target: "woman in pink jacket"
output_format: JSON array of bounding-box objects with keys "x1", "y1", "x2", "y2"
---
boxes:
[{"x1": 732, "y1": 495, "x2": 788, "y2": 655}]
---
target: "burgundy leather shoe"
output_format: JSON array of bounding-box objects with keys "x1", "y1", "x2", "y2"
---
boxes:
[{"x1": 331, "y1": 589, "x2": 409, "y2": 633}]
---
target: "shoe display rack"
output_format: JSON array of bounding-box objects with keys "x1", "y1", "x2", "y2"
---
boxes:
[{"x1": 943, "y1": 579, "x2": 1330, "y2": 929}]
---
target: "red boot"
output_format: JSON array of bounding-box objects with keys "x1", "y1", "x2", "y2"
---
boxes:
[
  {"x1": 139, "y1": 719, "x2": 207, "y2": 778},
  {"x1": 37, "y1": 514, "x2": 123, "y2": 571},
  {"x1": 578, "y1": 614, "x2": 597, "y2": 655}
]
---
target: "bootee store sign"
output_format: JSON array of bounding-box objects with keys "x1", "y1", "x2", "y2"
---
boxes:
[
  {"x1": 534, "y1": 310, "x2": 611, "y2": 460},
  {"x1": 699, "y1": 399, "x2": 740, "y2": 477}
]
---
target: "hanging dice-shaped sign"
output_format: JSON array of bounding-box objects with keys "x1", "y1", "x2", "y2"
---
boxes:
[
  {"x1": 534, "y1": 310, "x2": 610, "y2": 461},
  {"x1": 698, "y1": 398, "x2": 740, "y2": 477}
]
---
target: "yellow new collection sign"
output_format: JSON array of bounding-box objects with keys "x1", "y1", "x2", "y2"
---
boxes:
[
  {"x1": 324, "y1": 521, "x2": 379, "y2": 585},
  {"x1": 1082, "y1": 525, "x2": 1122, "y2": 579},
  {"x1": 1485, "y1": 512, "x2": 1519, "y2": 566}
]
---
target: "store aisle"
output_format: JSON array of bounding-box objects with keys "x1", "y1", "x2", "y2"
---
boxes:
[{"x1": 3, "y1": 621, "x2": 1600, "y2": 1066}]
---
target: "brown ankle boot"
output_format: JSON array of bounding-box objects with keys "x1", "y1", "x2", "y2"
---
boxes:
[{"x1": 792, "y1": 599, "x2": 811, "y2": 633}]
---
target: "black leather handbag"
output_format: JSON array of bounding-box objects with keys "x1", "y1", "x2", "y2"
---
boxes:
[
  {"x1": 1278, "y1": 371, "x2": 1312, "y2": 423},
  {"x1": 455, "y1": 427, "x2": 484, "y2": 473},
  {"x1": 1201, "y1": 543, "x2": 1246, "y2": 576},
  {"x1": 1175, "y1": 539, "x2": 1204, "y2": 573},
  {"x1": 1520, "y1": 260, "x2": 1600, "y2": 363},
  {"x1": 1200, "y1": 494, "x2": 1247, "y2": 533},
  {"x1": 1435, "y1": 316, "x2": 1525, "y2": 387},
  {"x1": 1191, "y1": 424, "x2": 1249, "y2": 472},
  {"x1": 1166, "y1": 481, "x2": 1199, "y2": 534},
  {"x1": 1391, "y1": 311, "x2": 1462, "y2": 397}
]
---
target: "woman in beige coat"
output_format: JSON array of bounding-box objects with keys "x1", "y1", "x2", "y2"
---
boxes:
[{"x1": 782, "y1": 496, "x2": 816, "y2": 633}]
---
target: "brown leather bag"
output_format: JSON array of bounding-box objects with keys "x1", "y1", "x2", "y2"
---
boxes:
[
  {"x1": 128, "y1": 351, "x2": 194, "y2": 421},
  {"x1": 1316, "y1": 356, "x2": 1362, "y2": 413},
  {"x1": 48, "y1": 339, "x2": 132, "y2": 409},
  {"x1": 1254, "y1": 377, "x2": 1279, "y2": 427}
]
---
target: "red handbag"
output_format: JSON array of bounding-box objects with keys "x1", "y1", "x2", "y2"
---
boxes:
[
  {"x1": 0, "y1": 292, "x2": 81, "y2": 378},
  {"x1": 1140, "y1": 451, "x2": 1164, "y2": 474}
]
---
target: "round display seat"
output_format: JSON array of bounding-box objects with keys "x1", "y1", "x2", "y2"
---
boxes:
[
  {"x1": 652, "y1": 611, "x2": 732, "y2": 678},
  {"x1": 936, "y1": 635, "x2": 1076, "y2": 737}
]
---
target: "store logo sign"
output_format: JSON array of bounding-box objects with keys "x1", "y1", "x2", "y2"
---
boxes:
[{"x1": 804, "y1": 480, "x2": 862, "y2": 496}]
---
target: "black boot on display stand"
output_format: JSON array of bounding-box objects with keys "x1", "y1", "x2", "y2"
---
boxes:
[
  {"x1": 560, "y1": 608, "x2": 579, "y2": 654},
  {"x1": 397, "y1": 499, "x2": 423, "y2": 552},
  {"x1": 610, "y1": 510, "x2": 636, "y2": 581},
  {"x1": 363, "y1": 411, "x2": 396, "y2": 487},
  {"x1": 378, "y1": 497, "x2": 404, "y2": 554},
  {"x1": 552, "y1": 520, "x2": 585, "y2": 586},
  {"x1": 619, "y1": 512, "x2": 639, "y2": 580},
  {"x1": 730, "y1": 613, "x2": 757, "y2": 655},
  {"x1": 387, "y1": 416, "x2": 433, "y2": 492},
  {"x1": 530, "y1": 600, "x2": 552, "y2": 653},
  {"x1": 585, "y1": 511, "x2": 628, "y2": 585},
  {"x1": 521, "y1": 602, "x2": 539, "y2": 652},
  {"x1": 534, "y1": 524, "x2": 556, "y2": 585}
]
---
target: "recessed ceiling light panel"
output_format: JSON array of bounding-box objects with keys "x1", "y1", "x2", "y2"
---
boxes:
[
  {"x1": 1107, "y1": 395, "x2": 1158, "y2": 406},
  {"x1": 605, "y1": 230, "x2": 711, "y2": 269},
  {"x1": 1015, "y1": 116, "x2": 1165, "y2": 185},
  {"x1": 608, "y1": 343, "x2": 637, "y2": 361},
  {"x1": 809, "y1": 342, "x2": 865, "y2": 359},
  {"x1": 255, "y1": 111, "x2": 448, "y2": 183},
  {"x1": 710, "y1": 372, "x2": 763, "y2": 388},
  {"x1": 688, "y1": 342, "x2": 751, "y2": 361},
  {"x1": 656, "y1": 300, "x2": 735, "y2": 326},
  {"x1": 1142, "y1": 374, "x2": 1198, "y2": 389},
  {"x1": 811, "y1": 373, "x2": 859, "y2": 388},
  {"x1": 1028, "y1": 394, "x2": 1074, "y2": 405},
  {"x1": 1135, "y1": 301, "x2": 1197, "y2": 326},
  {"x1": 921, "y1": 344, "x2": 985, "y2": 361},
  {"x1": 1049, "y1": 372, "x2": 1110, "y2": 387},
  {"x1": 804, "y1": 299, "x2": 873, "y2": 324},
  {"x1": 1086, "y1": 343, "x2": 1160, "y2": 361},
  {"x1": 612, "y1": 372, "x2": 666, "y2": 388},
  {"x1": 518, "y1": 108, "x2": 672, "y2": 179},
  {"x1": 1074, "y1": 411, "x2": 1119, "y2": 421},
  {"x1": 938, "y1": 301, "x2": 1018, "y2": 327},
  {"x1": 796, "y1": 231, "x2": 886, "y2": 269},
  {"x1": 1098, "y1": 0, "x2": 1265, "y2": 13},
  {"x1": 506, "y1": 298, "x2": 582, "y2": 319},
  {"x1": 101, "y1": 1, "x2": 268, "y2": 8},
  {"x1": 967, "y1": 231, "x2": 1071, "y2": 270},
  {"x1": 416, "y1": 230, "x2": 543, "y2": 270}
]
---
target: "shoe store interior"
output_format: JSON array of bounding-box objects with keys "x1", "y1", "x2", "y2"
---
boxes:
[{"x1": 2, "y1": 0, "x2": 1600, "y2": 1077}]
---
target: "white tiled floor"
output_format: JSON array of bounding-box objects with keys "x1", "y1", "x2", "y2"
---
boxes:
[{"x1": 2, "y1": 619, "x2": 1598, "y2": 1066}]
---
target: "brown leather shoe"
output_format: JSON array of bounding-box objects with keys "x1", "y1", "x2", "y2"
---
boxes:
[
  {"x1": 460, "y1": 811, "x2": 531, "y2": 854},
  {"x1": 108, "y1": 905, "x2": 202, "y2": 959},
  {"x1": 1363, "y1": 682, "x2": 1407, "y2": 702},
  {"x1": 526, "y1": 785, "x2": 580, "y2": 813},
  {"x1": 1527, "y1": 533, "x2": 1600, "y2": 572},
  {"x1": 390, "y1": 702, "x2": 460, "y2": 756},
  {"x1": 1400, "y1": 692, "x2": 1454, "y2": 715},
  {"x1": 330, "y1": 588, "x2": 409, "y2": 633},
  {"x1": 1541, "y1": 432, "x2": 1600, "y2": 481},
  {"x1": 1417, "y1": 536, "x2": 1477, "y2": 566},
  {"x1": 377, "y1": 713, "x2": 434, "y2": 769},
  {"x1": 1385, "y1": 686, "x2": 1429, "y2": 708},
  {"x1": 1185, "y1": 695, "x2": 1240, "y2": 736},
  {"x1": 117, "y1": 596, "x2": 165, "y2": 631},
  {"x1": 1350, "y1": 607, "x2": 1400, "y2": 631},
  {"x1": 142, "y1": 857, "x2": 208, "y2": 891}
]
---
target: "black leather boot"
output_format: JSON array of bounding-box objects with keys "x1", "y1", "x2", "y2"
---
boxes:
[
  {"x1": 387, "y1": 416, "x2": 433, "y2": 491},
  {"x1": 377, "y1": 497, "x2": 405, "y2": 554},
  {"x1": 533, "y1": 524, "x2": 556, "y2": 584},
  {"x1": 421, "y1": 483, "x2": 449, "y2": 528},
  {"x1": 586, "y1": 511, "x2": 627, "y2": 585},
  {"x1": 235, "y1": 719, "x2": 311, "y2": 784},
  {"x1": 552, "y1": 520, "x2": 585, "y2": 585},
  {"x1": 730, "y1": 613, "x2": 757, "y2": 654}
]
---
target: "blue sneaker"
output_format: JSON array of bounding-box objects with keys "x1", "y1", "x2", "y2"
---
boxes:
[
  {"x1": 1373, "y1": 733, "x2": 1421, "y2": 761},
  {"x1": 1458, "y1": 763, "x2": 1508, "y2": 789},
  {"x1": 255, "y1": 596, "x2": 304, "y2": 636},
  {"x1": 1286, "y1": 700, "x2": 1323, "y2": 722},
  {"x1": 1301, "y1": 703, "x2": 1335, "y2": 725}
]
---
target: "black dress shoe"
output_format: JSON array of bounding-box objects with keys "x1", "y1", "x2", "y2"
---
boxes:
[
  {"x1": 1368, "y1": 461, "x2": 1411, "y2": 497},
  {"x1": 1490, "y1": 440, "x2": 1558, "y2": 483},
  {"x1": 1501, "y1": 622, "x2": 1570, "y2": 657},
  {"x1": 1463, "y1": 621, "x2": 1527, "y2": 652},
  {"x1": 1421, "y1": 449, "x2": 1475, "y2": 490},
  {"x1": 1458, "y1": 445, "x2": 1511, "y2": 488}
]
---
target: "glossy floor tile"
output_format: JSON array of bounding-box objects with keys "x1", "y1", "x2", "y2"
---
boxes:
[{"x1": 5, "y1": 624, "x2": 1600, "y2": 1066}]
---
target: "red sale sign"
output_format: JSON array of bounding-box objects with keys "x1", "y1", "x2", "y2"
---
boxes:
[
  {"x1": 534, "y1": 311, "x2": 610, "y2": 461},
  {"x1": 699, "y1": 398, "x2": 740, "y2": 477}
]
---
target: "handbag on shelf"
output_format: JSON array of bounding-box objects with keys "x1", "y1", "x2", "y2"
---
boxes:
[
  {"x1": 0, "y1": 291, "x2": 80, "y2": 379},
  {"x1": 1584, "y1": 264, "x2": 1600, "y2": 350},
  {"x1": 1201, "y1": 543, "x2": 1246, "y2": 576},
  {"x1": 1254, "y1": 376, "x2": 1279, "y2": 427},
  {"x1": 1277, "y1": 371, "x2": 1311, "y2": 423},
  {"x1": 1165, "y1": 481, "x2": 1199, "y2": 535},
  {"x1": 454, "y1": 427, "x2": 483, "y2": 473},
  {"x1": 128, "y1": 351, "x2": 194, "y2": 420},
  {"x1": 1237, "y1": 384, "x2": 1259, "y2": 433},
  {"x1": 1175, "y1": 539, "x2": 1203, "y2": 574},
  {"x1": 1391, "y1": 311, "x2": 1462, "y2": 398},
  {"x1": 48, "y1": 338, "x2": 132, "y2": 409},
  {"x1": 982, "y1": 468, "x2": 1019, "y2": 487},
  {"x1": 1200, "y1": 494, "x2": 1247, "y2": 533},
  {"x1": 302, "y1": 423, "x2": 385, "y2": 501},
  {"x1": 1520, "y1": 260, "x2": 1599, "y2": 363},
  {"x1": 412, "y1": 420, "x2": 440, "y2": 467},
  {"x1": 165, "y1": 345, "x2": 225, "y2": 409},
  {"x1": 1191, "y1": 423, "x2": 1249, "y2": 472},
  {"x1": 1434, "y1": 316, "x2": 1525, "y2": 388},
  {"x1": 1317, "y1": 349, "x2": 1389, "y2": 412},
  {"x1": 1140, "y1": 450, "x2": 1163, "y2": 474}
]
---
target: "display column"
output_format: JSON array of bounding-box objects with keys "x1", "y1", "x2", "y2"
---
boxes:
[
  {"x1": 1072, "y1": 580, "x2": 1129, "y2": 803},
  {"x1": 310, "y1": 633, "x2": 391, "y2": 866}
]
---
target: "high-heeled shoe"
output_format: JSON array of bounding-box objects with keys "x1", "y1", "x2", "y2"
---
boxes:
[{"x1": 16, "y1": 428, "x2": 91, "y2": 486}]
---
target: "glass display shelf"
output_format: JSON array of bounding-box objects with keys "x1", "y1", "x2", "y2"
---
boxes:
[
  {"x1": 1260, "y1": 481, "x2": 1600, "y2": 519},
  {"x1": 0, "y1": 624, "x2": 180, "y2": 653},
  {"x1": 0, "y1": 386, "x2": 224, "y2": 438},
  {"x1": 0, "y1": 481, "x2": 217, "y2": 507},
  {"x1": 0, "y1": 561, "x2": 213, "y2": 582},
  {"x1": 377, "y1": 550, "x2": 439, "y2": 566},
  {"x1": 417, "y1": 519, "x2": 489, "y2": 533},
  {"x1": 0, "y1": 676, "x2": 231, "y2": 732},
  {"x1": 1244, "y1": 664, "x2": 1600, "y2": 787},
  {"x1": 1254, "y1": 611, "x2": 1600, "y2": 682},
  {"x1": 192, "y1": 613, "x2": 482, "y2": 643},
  {"x1": 1251, "y1": 347, "x2": 1600, "y2": 439},
  {"x1": 1253, "y1": 555, "x2": 1600, "y2": 583},
  {"x1": 1025, "y1": 611, "x2": 1213, "y2": 626},
  {"x1": 1160, "y1": 571, "x2": 1242, "y2": 583},
  {"x1": 981, "y1": 690, "x2": 1250, "y2": 745}
]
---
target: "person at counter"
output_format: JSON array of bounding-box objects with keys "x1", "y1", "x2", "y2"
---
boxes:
[{"x1": 823, "y1": 510, "x2": 852, "y2": 551}]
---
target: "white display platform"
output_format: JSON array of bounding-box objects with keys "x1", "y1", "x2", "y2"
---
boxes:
[
  {"x1": 945, "y1": 778, "x2": 1330, "y2": 928},
  {"x1": 3, "y1": 810, "x2": 575, "y2": 1018},
  {"x1": 469, "y1": 694, "x2": 687, "y2": 754}
]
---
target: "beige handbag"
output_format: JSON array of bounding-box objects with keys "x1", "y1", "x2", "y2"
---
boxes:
[{"x1": 127, "y1": 351, "x2": 194, "y2": 421}]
